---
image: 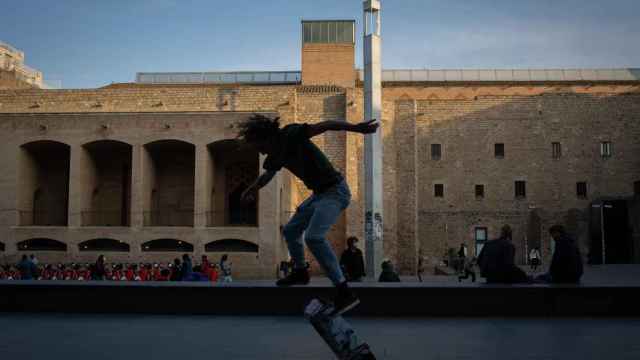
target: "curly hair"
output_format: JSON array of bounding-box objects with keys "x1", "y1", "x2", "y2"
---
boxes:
[{"x1": 236, "y1": 114, "x2": 280, "y2": 143}]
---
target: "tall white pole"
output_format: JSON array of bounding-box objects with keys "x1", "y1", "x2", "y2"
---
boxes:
[{"x1": 363, "y1": 0, "x2": 384, "y2": 280}]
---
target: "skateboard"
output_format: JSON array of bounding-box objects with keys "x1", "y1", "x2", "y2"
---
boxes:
[{"x1": 304, "y1": 298, "x2": 376, "y2": 360}]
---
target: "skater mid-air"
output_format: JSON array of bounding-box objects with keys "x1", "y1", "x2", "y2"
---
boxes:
[{"x1": 239, "y1": 114, "x2": 378, "y2": 315}]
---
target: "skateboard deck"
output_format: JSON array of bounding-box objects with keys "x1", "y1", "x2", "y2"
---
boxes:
[{"x1": 304, "y1": 298, "x2": 376, "y2": 360}]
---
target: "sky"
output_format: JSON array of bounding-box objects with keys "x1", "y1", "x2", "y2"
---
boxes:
[{"x1": 2, "y1": 0, "x2": 639, "y2": 88}]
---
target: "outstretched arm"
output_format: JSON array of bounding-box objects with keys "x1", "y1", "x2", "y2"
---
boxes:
[
  {"x1": 241, "y1": 170, "x2": 277, "y2": 204},
  {"x1": 307, "y1": 119, "x2": 379, "y2": 138}
]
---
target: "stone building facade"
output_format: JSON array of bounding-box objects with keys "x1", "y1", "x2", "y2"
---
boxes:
[{"x1": 0, "y1": 21, "x2": 639, "y2": 277}]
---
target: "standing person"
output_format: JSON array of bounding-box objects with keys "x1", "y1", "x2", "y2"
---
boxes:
[
  {"x1": 238, "y1": 114, "x2": 378, "y2": 314},
  {"x1": 529, "y1": 247, "x2": 541, "y2": 272},
  {"x1": 94, "y1": 255, "x2": 106, "y2": 280},
  {"x1": 458, "y1": 257, "x2": 477, "y2": 283},
  {"x1": 417, "y1": 256, "x2": 425, "y2": 282},
  {"x1": 181, "y1": 254, "x2": 193, "y2": 281},
  {"x1": 457, "y1": 244, "x2": 467, "y2": 273},
  {"x1": 17, "y1": 255, "x2": 36, "y2": 280},
  {"x1": 170, "y1": 258, "x2": 182, "y2": 281},
  {"x1": 220, "y1": 254, "x2": 232, "y2": 283},
  {"x1": 537, "y1": 225, "x2": 583, "y2": 284},
  {"x1": 340, "y1": 236, "x2": 366, "y2": 282}
]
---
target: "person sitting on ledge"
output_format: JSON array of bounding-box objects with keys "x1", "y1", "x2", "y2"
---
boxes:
[
  {"x1": 477, "y1": 225, "x2": 531, "y2": 284},
  {"x1": 378, "y1": 260, "x2": 401, "y2": 282},
  {"x1": 536, "y1": 225, "x2": 583, "y2": 284},
  {"x1": 340, "y1": 236, "x2": 366, "y2": 282}
]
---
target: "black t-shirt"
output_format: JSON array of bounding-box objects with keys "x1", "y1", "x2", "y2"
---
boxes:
[{"x1": 263, "y1": 124, "x2": 343, "y2": 192}]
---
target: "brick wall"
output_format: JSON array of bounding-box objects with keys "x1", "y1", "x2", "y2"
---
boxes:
[{"x1": 302, "y1": 43, "x2": 355, "y2": 88}]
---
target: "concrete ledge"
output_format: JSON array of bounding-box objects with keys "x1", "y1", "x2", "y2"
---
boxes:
[{"x1": 1, "y1": 281, "x2": 639, "y2": 317}]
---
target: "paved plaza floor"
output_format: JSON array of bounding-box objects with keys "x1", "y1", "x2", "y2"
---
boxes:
[{"x1": 1, "y1": 314, "x2": 639, "y2": 360}]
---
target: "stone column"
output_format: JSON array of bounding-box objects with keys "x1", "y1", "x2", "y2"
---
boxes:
[
  {"x1": 130, "y1": 144, "x2": 144, "y2": 228},
  {"x1": 395, "y1": 98, "x2": 419, "y2": 274},
  {"x1": 193, "y1": 144, "x2": 211, "y2": 228},
  {"x1": 68, "y1": 144, "x2": 94, "y2": 227},
  {"x1": 258, "y1": 155, "x2": 281, "y2": 278}
]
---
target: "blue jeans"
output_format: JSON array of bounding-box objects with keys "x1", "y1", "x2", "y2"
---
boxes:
[{"x1": 282, "y1": 180, "x2": 351, "y2": 285}]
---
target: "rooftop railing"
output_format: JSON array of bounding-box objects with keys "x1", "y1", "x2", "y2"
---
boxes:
[
  {"x1": 358, "y1": 68, "x2": 640, "y2": 82},
  {"x1": 136, "y1": 71, "x2": 301, "y2": 84}
]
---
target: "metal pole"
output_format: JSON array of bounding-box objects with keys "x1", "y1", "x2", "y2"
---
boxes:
[
  {"x1": 363, "y1": 0, "x2": 384, "y2": 280},
  {"x1": 601, "y1": 204, "x2": 606, "y2": 264}
]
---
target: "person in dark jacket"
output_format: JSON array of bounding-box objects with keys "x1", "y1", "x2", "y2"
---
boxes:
[
  {"x1": 17, "y1": 255, "x2": 36, "y2": 280},
  {"x1": 181, "y1": 254, "x2": 193, "y2": 281},
  {"x1": 170, "y1": 258, "x2": 182, "y2": 281},
  {"x1": 537, "y1": 225, "x2": 583, "y2": 283},
  {"x1": 93, "y1": 255, "x2": 106, "y2": 280},
  {"x1": 477, "y1": 225, "x2": 530, "y2": 284},
  {"x1": 340, "y1": 236, "x2": 365, "y2": 282},
  {"x1": 378, "y1": 260, "x2": 401, "y2": 282}
]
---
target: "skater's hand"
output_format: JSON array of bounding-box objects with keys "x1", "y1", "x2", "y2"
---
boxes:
[
  {"x1": 241, "y1": 187, "x2": 257, "y2": 204},
  {"x1": 354, "y1": 119, "x2": 379, "y2": 134}
]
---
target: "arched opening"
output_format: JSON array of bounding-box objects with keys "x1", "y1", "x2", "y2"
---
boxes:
[
  {"x1": 207, "y1": 140, "x2": 258, "y2": 227},
  {"x1": 141, "y1": 239, "x2": 194, "y2": 252},
  {"x1": 17, "y1": 238, "x2": 67, "y2": 251},
  {"x1": 18, "y1": 140, "x2": 70, "y2": 226},
  {"x1": 143, "y1": 140, "x2": 195, "y2": 226},
  {"x1": 79, "y1": 238, "x2": 130, "y2": 252},
  {"x1": 81, "y1": 140, "x2": 132, "y2": 226},
  {"x1": 205, "y1": 239, "x2": 259, "y2": 253}
]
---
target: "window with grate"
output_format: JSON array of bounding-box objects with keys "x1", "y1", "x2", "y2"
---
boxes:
[
  {"x1": 431, "y1": 144, "x2": 441, "y2": 160},
  {"x1": 552, "y1": 142, "x2": 562, "y2": 159},
  {"x1": 576, "y1": 182, "x2": 588, "y2": 199},
  {"x1": 601, "y1": 141, "x2": 612, "y2": 158},
  {"x1": 515, "y1": 181, "x2": 526, "y2": 198},
  {"x1": 475, "y1": 184, "x2": 485, "y2": 199},
  {"x1": 495, "y1": 143, "x2": 505, "y2": 158},
  {"x1": 475, "y1": 227, "x2": 488, "y2": 256},
  {"x1": 434, "y1": 184, "x2": 444, "y2": 198}
]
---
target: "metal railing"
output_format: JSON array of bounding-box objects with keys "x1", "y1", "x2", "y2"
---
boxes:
[
  {"x1": 81, "y1": 211, "x2": 129, "y2": 227},
  {"x1": 357, "y1": 68, "x2": 640, "y2": 82},
  {"x1": 18, "y1": 211, "x2": 67, "y2": 226},
  {"x1": 136, "y1": 71, "x2": 301, "y2": 84},
  {"x1": 206, "y1": 210, "x2": 257, "y2": 227},
  {"x1": 143, "y1": 210, "x2": 194, "y2": 227}
]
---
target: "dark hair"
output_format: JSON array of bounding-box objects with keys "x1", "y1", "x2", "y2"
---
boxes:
[
  {"x1": 236, "y1": 114, "x2": 280, "y2": 143},
  {"x1": 500, "y1": 224, "x2": 513, "y2": 239},
  {"x1": 347, "y1": 236, "x2": 358, "y2": 246},
  {"x1": 549, "y1": 224, "x2": 565, "y2": 235}
]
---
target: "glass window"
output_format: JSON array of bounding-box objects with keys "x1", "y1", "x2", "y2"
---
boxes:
[
  {"x1": 552, "y1": 142, "x2": 562, "y2": 159},
  {"x1": 303, "y1": 22, "x2": 312, "y2": 43},
  {"x1": 434, "y1": 184, "x2": 444, "y2": 198},
  {"x1": 601, "y1": 141, "x2": 612, "y2": 158},
  {"x1": 577, "y1": 182, "x2": 588, "y2": 198},
  {"x1": 515, "y1": 181, "x2": 526, "y2": 198},
  {"x1": 475, "y1": 185, "x2": 485, "y2": 199},
  {"x1": 495, "y1": 143, "x2": 505, "y2": 158},
  {"x1": 431, "y1": 144, "x2": 441, "y2": 160},
  {"x1": 475, "y1": 227, "x2": 488, "y2": 256}
]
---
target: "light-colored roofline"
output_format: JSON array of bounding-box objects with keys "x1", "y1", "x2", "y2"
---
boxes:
[
  {"x1": 135, "y1": 68, "x2": 640, "y2": 85},
  {"x1": 362, "y1": 68, "x2": 640, "y2": 82}
]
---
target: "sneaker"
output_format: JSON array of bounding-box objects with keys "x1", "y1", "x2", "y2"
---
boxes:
[
  {"x1": 276, "y1": 268, "x2": 310, "y2": 286},
  {"x1": 331, "y1": 283, "x2": 360, "y2": 316}
]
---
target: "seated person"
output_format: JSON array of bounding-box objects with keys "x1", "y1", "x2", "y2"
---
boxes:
[
  {"x1": 378, "y1": 260, "x2": 401, "y2": 282},
  {"x1": 537, "y1": 225, "x2": 583, "y2": 284},
  {"x1": 477, "y1": 225, "x2": 530, "y2": 284}
]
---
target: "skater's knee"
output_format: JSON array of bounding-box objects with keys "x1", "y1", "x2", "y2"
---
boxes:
[
  {"x1": 303, "y1": 234, "x2": 325, "y2": 246},
  {"x1": 282, "y1": 223, "x2": 300, "y2": 240}
]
